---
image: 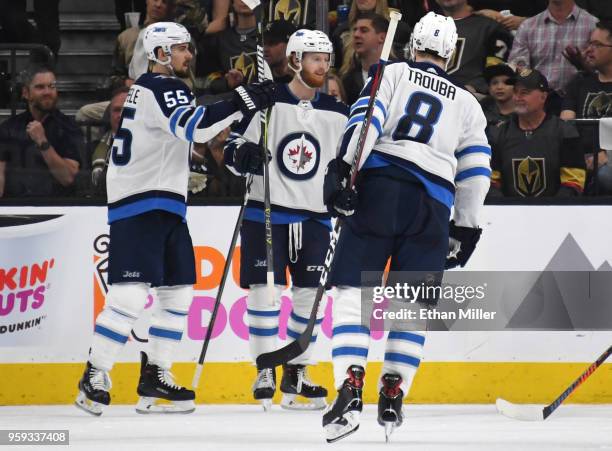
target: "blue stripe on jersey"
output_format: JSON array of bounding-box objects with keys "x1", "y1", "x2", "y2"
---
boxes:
[
  {"x1": 287, "y1": 328, "x2": 317, "y2": 342},
  {"x1": 455, "y1": 166, "x2": 492, "y2": 182},
  {"x1": 350, "y1": 97, "x2": 387, "y2": 119},
  {"x1": 94, "y1": 324, "x2": 128, "y2": 344},
  {"x1": 388, "y1": 331, "x2": 426, "y2": 346},
  {"x1": 384, "y1": 352, "x2": 421, "y2": 367},
  {"x1": 195, "y1": 100, "x2": 240, "y2": 129},
  {"x1": 362, "y1": 153, "x2": 454, "y2": 211},
  {"x1": 249, "y1": 326, "x2": 279, "y2": 336},
  {"x1": 346, "y1": 113, "x2": 383, "y2": 137},
  {"x1": 332, "y1": 324, "x2": 370, "y2": 335},
  {"x1": 247, "y1": 309, "x2": 280, "y2": 317},
  {"x1": 185, "y1": 106, "x2": 205, "y2": 142},
  {"x1": 169, "y1": 106, "x2": 190, "y2": 136},
  {"x1": 332, "y1": 346, "x2": 369, "y2": 358},
  {"x1": 290, "y1": 311, "x2": 323, "y2": 325},
  {"x1": 244, "y1": 207, "x2": 332, "y2": 229},
  {"x1": 149, "y1": 326, "x2": 183, "y2": 341},
  {"x1": 108, "y1": 197, "x2": 186, "y2": 223},
  {"x1": 455, "y1": 145, "x2": 491, "y2": 159}
]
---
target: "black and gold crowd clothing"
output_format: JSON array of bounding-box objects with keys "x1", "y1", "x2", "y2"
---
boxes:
[
  {"x1": 263, "y1": 0, "x2": 316, "y2": 29},
  {"x1": 562, "y1": 72, "x2": 612, "y2": 154},
  {"x1": 199, "y1": 26, "x2": 258, "y2": 94},
  {"x1": 489, "y1": 114, "x2": 585, "y2": 197},
  {"x1": 449, "y1": 14, "x2": 514, "y2": 94}
]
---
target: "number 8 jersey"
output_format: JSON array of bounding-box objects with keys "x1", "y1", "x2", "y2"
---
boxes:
[
  {"x1": 106, "y1": 72, "x2": 241, "y2": 224},
  {"x1": 339, "y1": 61, "x2": 491, "y2": 228}
]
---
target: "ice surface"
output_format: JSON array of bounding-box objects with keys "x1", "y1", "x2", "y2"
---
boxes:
[{"x1": 1, "y1": 404, "x2": 611, "y2": 450}]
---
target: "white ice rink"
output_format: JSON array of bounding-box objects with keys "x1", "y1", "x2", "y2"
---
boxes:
[{"x1": 1, "y1": 404, "x2": 611, "y2": 450}]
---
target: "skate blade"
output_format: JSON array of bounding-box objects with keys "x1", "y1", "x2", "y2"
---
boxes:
[
  {"x1": 281, "y1": 393, "x2": 326, "y2": 411},
  {"x1": 74, "y1": 391, "x2": 104, "y2": 416},
  {"x1": 324, "y1": 411, "x2": 360, "y2": 443},
  {"x1": 135, "y1": 397, "x2": 195, "y2": 414},
  {"x1": 259, "y1": 398, "x2": 272, "y2": 412},
  {"x1": 384, "y1": 422, "x2": 395, "y2": 443}
]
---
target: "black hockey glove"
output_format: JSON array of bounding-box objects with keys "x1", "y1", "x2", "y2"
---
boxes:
[
  {"x1": 232, "y1": 140, "x2": 271, "y2": 175},
  {"x1": 232, "y1": 80, "x2": 276, "y2": 115},
  {"x1": 323, "y1": 158, "x2": 358, "y2": 218},
  {"x1": 445, "y1": 220, "x2": 482, "y2": 269}
]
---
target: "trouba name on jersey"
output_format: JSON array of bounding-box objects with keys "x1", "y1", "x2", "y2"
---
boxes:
[{"x1": 407, "y1": 67, "x2": 457, "y2": 101}]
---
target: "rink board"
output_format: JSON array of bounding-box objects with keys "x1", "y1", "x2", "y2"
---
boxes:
[{"x1": 1, "y1": 205, "x2": 612, "y2": 404}]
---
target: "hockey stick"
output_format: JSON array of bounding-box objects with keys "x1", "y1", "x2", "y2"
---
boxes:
[
  {"x1": 496, "y1": 344, "x2": 612, "y2": 421},
  {"x1": 256, "y1": 11, "x2": 402, "y2": 370},
  {"x1": 192, "y1": 175, "x2": 254, "y2": 389}
]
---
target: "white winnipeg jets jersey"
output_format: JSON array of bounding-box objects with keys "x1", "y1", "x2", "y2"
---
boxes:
[
  {"x1": 225, "y1": 83, "x2": 349, "y2": 220},
  {"x1": 340, "y1": 61, "x2": 491, "y2": 227},
  {"x1": 106, "y1": 72, "x2": 241, "y2": 223}
]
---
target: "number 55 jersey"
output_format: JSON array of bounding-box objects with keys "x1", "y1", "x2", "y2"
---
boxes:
[
  {"x1": 106, "y1": 73, "x2": 241, "y2": 224},
  {"x1": 340, "y1": 61, "x2": 491, "y2": 227}
]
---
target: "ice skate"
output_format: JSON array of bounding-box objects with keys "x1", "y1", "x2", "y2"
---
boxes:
[
  {"x1": 322, "y1": 365, "x2": 365, "y2": 443},
  {"x1": 253, "y1": 367, "x2": 276, "y2": 411},
  {"x1": 75, "y1": 361, "x2": 111, "y2": 416},
  {"x1": 135, "y1": 352, "x2": 195, "y2": 414},
  {"x1": 279, "y1": 364, "x2": 327, "y2": 410},
  {"x1": 378, "y1": 373, "x2": 404, "y2": 442}
]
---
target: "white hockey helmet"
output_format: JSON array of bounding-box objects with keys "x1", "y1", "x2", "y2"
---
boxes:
[
  {"x1": 286, "y1": 29, "x2": 334, "y2": 66},
  {"x1": 143, "y1": 21, "x2": 192, "y2": 66},
  {"x1": 408, "y1": 12, "x2": 457, "y2": 62}
]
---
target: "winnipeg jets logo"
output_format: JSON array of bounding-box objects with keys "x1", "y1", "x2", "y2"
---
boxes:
[{"x1": 277, "y1": 132, "x2": 320, "y2": 180}]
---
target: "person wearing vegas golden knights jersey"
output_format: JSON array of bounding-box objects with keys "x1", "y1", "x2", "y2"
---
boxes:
[
  {"x1": 446, "y1": 13, "x2": 513, "y2": 94},
  {"x1": 489, "y1": 114, "x2": 585, "y2": 197},
  {"x1": 264, "y1": 0, "x2": 316, "y2": 29}
]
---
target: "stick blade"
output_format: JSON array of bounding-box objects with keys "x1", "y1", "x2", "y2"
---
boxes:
[
  {"x1": 496, "y1": 398, "x2": 545, "y2": 421},
  {"x1": 256, "y1": 339, "x2": 304, "y2": 369}
]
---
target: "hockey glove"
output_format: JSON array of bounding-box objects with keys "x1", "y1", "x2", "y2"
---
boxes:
[
  {"x1": 188, "y1": 163, "x2": 208, "y2": 194},
  {"x1": 445, "y1": 220, "x2": 482, "y2": 269},
  {"x1": 232, "y1": 140, "x2": 271, "y2": 176},
  {"x1": 232, "y1": 80, "x2": 276, "y2": 115},
  {"x1": 323, "y1": 158, "x2": 358, "y2": 218}
]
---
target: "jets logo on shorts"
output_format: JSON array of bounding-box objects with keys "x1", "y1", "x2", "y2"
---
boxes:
[{"x1": 276, "y1": 132, "x2": 321, "y2": 180}]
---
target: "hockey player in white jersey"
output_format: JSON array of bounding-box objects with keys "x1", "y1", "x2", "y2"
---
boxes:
[
  {"x1": 224, "y1": 29, "x2": 349, "y2": 411},
  {"x1": 75, "y1": 22, "x2": 275, "y2": 416},
  {"x1": 322, "y1": 12, "x2": 491, "y2": 442}
]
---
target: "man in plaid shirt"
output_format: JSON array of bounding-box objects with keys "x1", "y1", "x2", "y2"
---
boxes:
[{"x1": 509, "y1": 0, "x2": 597, "y2": 96}]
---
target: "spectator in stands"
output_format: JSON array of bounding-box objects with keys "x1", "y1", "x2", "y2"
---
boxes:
[
  {"x1": 0, "y1": 0, "x2": 61, "y2": 58},
  {"x1": 436, "y1": 0, "x2": 514, "y2": 96},
  {"x1": 0, "y1": 66, "x2": 83, "y2": 198},
  {"x1": 489, "y1": 69, "x2": 585, "y2": 197},
  {"x1": 199, "y1": 0, "x2": 258, "y2": 95},
  {"x1": 481, "y1": 63, "x2": 516, "y2": 129},
  {"x1": 263, "y1": 20, "x2": 297, "y2": 83},
  {"x1": 340, "y1": 13, "x2": 388, "y2": 106},
  {"x1": 197, "y1": 127, "x2": 245, "y2": 197},
  {"x1": 388, "y1": 0, "x2": 430, "y2": 28},
  {"x1": 508, "y1": 0, "x2": 597, "y2": 102},
  {"x1": 471, "y1": 1, "x2": 548, "y2": 32},
  {"x1": 576, "y1": 0, "x2": 612, "y2": 21},
  {"x1": 326, "y1": 72, "x2": 347, "y2": 103},
  {"x1": 77, "y1": 0, "x2": 176, "y2": 125},
  {"x1": 174, "y1": 0, "x2": 230, "y2": 37},
  {"x1": 90, "y1": 87, "x2": 130, "y2": 195},
  {"x1": 263, "y1": 0, "x2": 316, "y2": 29},
  {"x1": 561, "y1": 21, "x2": 612, "y2": 193}
]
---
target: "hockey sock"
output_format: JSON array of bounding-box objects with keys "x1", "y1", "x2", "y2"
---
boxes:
[
  {"x1": 331, "y1": 286, "x2": 371, "y2": 389},
  {"x1": 148, "y1": 285, "x2": 193, "y2": 370},
  {"x1": 247, "y1": 284, "x2": 284, "y2": 362},
  {"x1": 287, "y1": 287, "x2": 323, "y2": 365},
  {"x1": 90, "y1": 283, "x2": 150, "y2": 371}
]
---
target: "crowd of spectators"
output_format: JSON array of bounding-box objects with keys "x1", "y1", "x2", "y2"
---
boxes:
[{"x1": 1, "y1": 0, "x2": 612, "y2": 201}]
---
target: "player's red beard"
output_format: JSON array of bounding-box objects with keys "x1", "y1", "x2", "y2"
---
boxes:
[{"x1": 301, "y1": 69, "x2": 325, "y2": 88}]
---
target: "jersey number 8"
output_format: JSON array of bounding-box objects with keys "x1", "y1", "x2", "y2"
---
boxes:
[
  {"x1": 392, "y1": 92, "x2": 442, "y2": 144},
  {"x1": 112, "y1": 107, "x2": 136, "y2": 166}
]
